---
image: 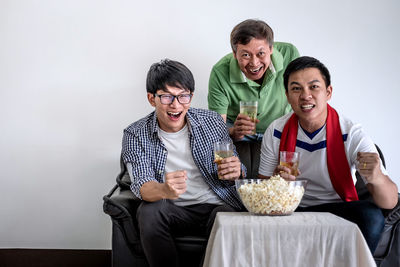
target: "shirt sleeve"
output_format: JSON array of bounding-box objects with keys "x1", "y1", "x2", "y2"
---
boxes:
[
  {"x1": 279, "y1": 42, "x2": 300, "y2": 67},
  {"x1": 258, "y1": 124, "x2": 279, "y2": 176},
  {"x1": 122, "y1": 129, "x2": 157, "y2": 199},
  {"x1": 208, "y1": 67, "x2": 230, "y2": 115},
  {"x1": 291, "y1": 44, "x2": 300, "y2": 60}
]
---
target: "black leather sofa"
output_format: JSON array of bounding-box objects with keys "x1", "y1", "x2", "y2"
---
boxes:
[
  {"x1": 103, "y1": 146, "x2": 400, "y2": 267},
  {"x1": 103, "y1": 157, "x2": 207, "y2": 267},
  {"x1": 354, "y1": 146, "x2": 400, "y2": 266}
]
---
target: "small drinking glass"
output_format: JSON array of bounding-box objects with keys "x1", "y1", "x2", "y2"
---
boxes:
[
  {"x1": 214, "y1": 141, "x2": 234, "y2": 178},
  {"x1": 280, "y1": 151, "x2": 300, "y2": 176},
  {"x1": 240, "y1": 101, "x2": 258, "y2": 134}
]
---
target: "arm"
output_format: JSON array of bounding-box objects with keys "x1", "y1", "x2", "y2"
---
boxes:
[
  {"x1": 140, "y1": 171, "x2": 188, "y2": 202},
  {"x1": 123, "y1": 126, "x2": 187, "y2": 201},
  {"x1": 358, "y1": 152, "x2": 398, "y2": 209},
  {"x1": 347, "y1": 123, "x2": 398, "y2": 209},
  {"x1": 209, "y1": 66, "x2": 254, "y2": 140},
  {"x1": 208, "y1": 67, "x2": 230, "y2": 117},
  {"x1": 208, "y1": 60, "x2": 259, "y2": 140}
]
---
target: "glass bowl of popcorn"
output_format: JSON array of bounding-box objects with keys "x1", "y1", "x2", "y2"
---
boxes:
[{"x1": 235, "y1": 175, "x2": 307, "y2": 216}]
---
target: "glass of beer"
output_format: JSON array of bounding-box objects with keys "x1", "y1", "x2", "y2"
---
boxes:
[
  {"x1": 214, "y1": 141, "x2": 234, "y2": 179},
  {"x1": 279, "y1": 151, "x2": 300, "y2": 176},
  {"x1": 240, "y1": 101, "x2": 258, "y2": 134}
]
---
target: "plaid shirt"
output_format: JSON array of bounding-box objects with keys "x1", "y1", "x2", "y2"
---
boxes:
[{"x1": 122, "y1": 107, "x2": 245, "y2": 210}]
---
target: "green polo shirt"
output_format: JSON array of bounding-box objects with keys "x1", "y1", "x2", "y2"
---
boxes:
[{"x1": 208, "y1": 42, "x2": 299, "y2": 134}]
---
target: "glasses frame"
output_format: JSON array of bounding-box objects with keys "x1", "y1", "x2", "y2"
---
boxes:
[{"x1": 154, "y1": 93, "x2": 193, "y2": 105}]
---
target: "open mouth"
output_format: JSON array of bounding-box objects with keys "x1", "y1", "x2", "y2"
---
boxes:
[
  {"x1": 249, "y1": 66, "x2": 263, "y2": 74},
  {"x1": 301, "y1": 104, "x2": 315, "y2": 111},
  {"x1": 167, "y1": 111, "x2": 182, "y2": 120}
]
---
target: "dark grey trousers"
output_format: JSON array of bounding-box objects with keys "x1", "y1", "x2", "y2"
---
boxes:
[{"x1": 136, "y1": 200, "x2": 236, "y2": 267}]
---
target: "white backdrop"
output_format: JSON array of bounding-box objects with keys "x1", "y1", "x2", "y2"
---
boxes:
[{"x1": 1, "y1": 0, "x2": 399, "y2": 249}]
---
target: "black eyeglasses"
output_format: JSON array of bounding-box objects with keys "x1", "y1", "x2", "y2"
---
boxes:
[{"x1": 154, "y1": 93, "x2": 193, "y2": 104}]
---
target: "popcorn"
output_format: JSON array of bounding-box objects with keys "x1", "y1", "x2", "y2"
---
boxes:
[{"x1": 237, "y1": 175, "x2": 305, "y2": 215}]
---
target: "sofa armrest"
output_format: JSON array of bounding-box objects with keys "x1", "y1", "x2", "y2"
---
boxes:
[
  {"x1": 382, "y1": 194, "x2": 400, "y2": 225},
  {"x1": 103, "y1": 184, "x2": 142, "y2": 245},
  {"x1": 374, "y1": 195, "x2": 400, "y2": 263}
]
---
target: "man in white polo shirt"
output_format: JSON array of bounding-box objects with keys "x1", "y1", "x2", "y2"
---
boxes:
[{"x1": 258, "y1": 56, "x2": 398, "y2": 253}]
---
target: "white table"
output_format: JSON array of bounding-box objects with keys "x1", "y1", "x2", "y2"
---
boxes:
[{"x1": 203, "y1": 212, "x2": 376, "y2": 267}]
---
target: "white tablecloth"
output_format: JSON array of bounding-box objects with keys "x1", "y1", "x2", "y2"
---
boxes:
[{"x1": 203, "y1": 212, "x2": 376, "y2": 267}]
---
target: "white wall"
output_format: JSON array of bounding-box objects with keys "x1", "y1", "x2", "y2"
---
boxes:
[{"x1": 0, "y1": 0, "x2": 399, "y2": 249}]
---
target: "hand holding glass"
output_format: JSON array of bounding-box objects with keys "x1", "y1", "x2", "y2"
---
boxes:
[
  {"x1": 280, "y1": 151, "x2": 300, "y2": 176},
  {"x1": 214, "y1": 141, "x2": 234, "y2": 179},
  {"x1": 240, "y1": 101, "x2": 258, "y2": 134}
]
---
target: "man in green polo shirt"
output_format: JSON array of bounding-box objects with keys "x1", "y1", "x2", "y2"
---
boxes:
[{"x1": 208, "y1": 19, "x2": 299, "y2": 178}]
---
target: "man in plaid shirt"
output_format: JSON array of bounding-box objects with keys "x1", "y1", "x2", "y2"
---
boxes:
[{"x1": 122, "y1": 59, "x2": 245, "y2": 267}]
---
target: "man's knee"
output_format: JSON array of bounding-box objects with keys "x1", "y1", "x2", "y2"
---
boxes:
[
  {"x1": 137, "y1": 200, "x2": 163, "y2": 217},
  {"x1": 358, "y1": 201, "x2": 385, "y2": 232},
  {"x1": 137, "y1": 200, "x2": 170, "y2": 232},
  {"x1": 351, "y1": 201, "x2": 385, "y2": 252}
]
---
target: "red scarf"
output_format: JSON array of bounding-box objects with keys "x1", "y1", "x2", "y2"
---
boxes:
[{"x1": 279, "y1": 104, "x2": 358, "y2": 201}]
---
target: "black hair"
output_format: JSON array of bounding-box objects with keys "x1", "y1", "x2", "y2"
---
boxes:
[
  {"x1": 283, "y1": 56, "x2": 331, "y2": 92},
  {"x1": 146, "y1": 59, "x2": 195, "y2": 94},
  {"x1": 230, "y1": 19, "x2": 274, "y2": 53}
]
